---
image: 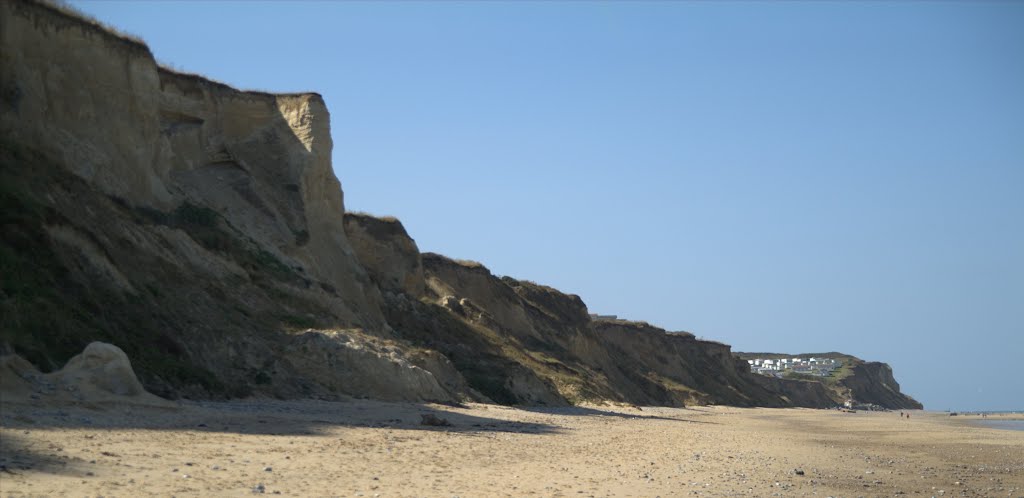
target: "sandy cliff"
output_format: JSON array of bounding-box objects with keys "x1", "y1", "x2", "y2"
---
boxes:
[
  {"x1": 1, "y1": 0, "x2": 919, "y2": 409},
  {"x1": 0, "y1": 0, "x2": 458, "y2": 402},
  {"x1": 1, "y1": 1, "x2": 382, "y2": 328},
  {"x1": 840, "y1": 361, "x2": 923, "y2": 409}
]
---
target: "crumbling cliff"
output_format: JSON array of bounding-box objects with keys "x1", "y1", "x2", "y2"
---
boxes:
[
  {"x1": 1, "y1": 0, "x2": 454, "y2": 402},
  {"x1": 0, "y1": 0, "x2": 920, "y2": 409}
]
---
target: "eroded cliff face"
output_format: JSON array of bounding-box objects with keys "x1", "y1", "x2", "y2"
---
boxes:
[
  {"x1": 2, "y1": 0, "x2": 919, "y2": 409},
  {"x1": 415, "y1": 253, "x2": 828, "y2": 408},
  {"x1": 0, "y1": 0, "x2": 462, "y2": 402},
  {"x1": 840, "y1": 362, "x2": 923, "y2": 410},
  {"x1": 343, "y1": 213, "x2": 425, "y2": 298},
  {"x1": 2, "y1": 1, "x2": 383, "y2": 329}
]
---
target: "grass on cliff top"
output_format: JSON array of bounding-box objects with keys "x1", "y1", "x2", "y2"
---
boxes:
[
  {"x1": 822, "y1": 360, "x2": 858, "y2": 385},
  {"x1": 28, "y1": 0, "x2": 316, "y2": 99},
  {"x1": 736, "y1": 352, "x2": 862, "y2": 384},
  {"x1": 345, "y1": 211, "x2": 400, "y2": 223},
  {"x1": 775, "y1": 359, "x2": 858, "y2": 387},
  {"x1": 451, "y1": 258, "x2": 486, "y2": 269},
  {"x1": 421, "y1": 252, "x2": 488, "y2": 270},
  {"x1": 32, "y1": 0, "x2": 148, "y2": 49}
]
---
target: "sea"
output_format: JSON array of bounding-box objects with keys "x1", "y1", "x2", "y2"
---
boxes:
[{"x1": 973, "y1": 419, "x2": 1024, "y2": 432}]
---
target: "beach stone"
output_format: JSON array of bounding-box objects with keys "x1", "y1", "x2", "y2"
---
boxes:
[{"x1": 420, "y1": 414, "x2": 451, "y2": 427}]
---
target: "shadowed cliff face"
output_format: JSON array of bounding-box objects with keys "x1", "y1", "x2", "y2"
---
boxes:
[
  {"x1": 1, "y1": 0, "x2": 920, "y2": 409},
  {"x1": 840, "y1": 362, "x2": 923, "y2": 410},
  {"x1": 0, "y1": 0, "x2": 458, "y2": 402},
  {"x1": 1, "y1": 1, "x2": 382, "y2": 331}
]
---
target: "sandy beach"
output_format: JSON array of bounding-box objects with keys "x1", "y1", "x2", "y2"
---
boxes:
[{"x1": 1, "y1": 399, "x2": 1022, "y2": 497}]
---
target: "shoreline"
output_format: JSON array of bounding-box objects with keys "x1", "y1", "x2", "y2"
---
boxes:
[
  {"x1": 957, "y1": 412, "x2": 1024, "y2": 419},
  {"x1": 2, "y1": 399, "x2": 1022, "y2": 496}
]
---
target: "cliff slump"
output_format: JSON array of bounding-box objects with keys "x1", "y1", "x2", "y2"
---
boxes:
[
  {"x1": 412, "y1": 251, "x2": 827, "y2": 407},
  {"x1": 2, "y1": 0, "x2": 920, "y2": 409}
]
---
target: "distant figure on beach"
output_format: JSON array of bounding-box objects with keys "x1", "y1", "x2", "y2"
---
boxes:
[{"x1": 900, "y1": 411, "x2": 904, "y2": 418}]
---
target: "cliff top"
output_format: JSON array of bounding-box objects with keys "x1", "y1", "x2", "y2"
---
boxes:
[
  {"x1": 422, "y1": 252, "x2": 489, "y2": 271},
  {"x1": 20, "y1": 0, "x2": 322, "y2": 101},
  {"x1": 25, "y1": 0, "x2": 150, "y2": 55},
  {"x1": 735, "y1": 352, "x2": 860, "y2": 362}
]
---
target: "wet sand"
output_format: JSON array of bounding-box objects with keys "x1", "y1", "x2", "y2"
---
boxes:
[{"x1": 1, "y1": 399, "x2": 1022, "y2": 497}]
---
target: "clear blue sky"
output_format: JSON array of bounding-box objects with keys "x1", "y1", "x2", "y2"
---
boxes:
[{"x1": 70, "y1": 1, "x2": 1023, "y2": 412}]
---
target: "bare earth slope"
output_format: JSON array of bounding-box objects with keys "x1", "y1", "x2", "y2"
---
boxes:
[{"x1": 1, "y1": 0, "x2": 919, "y2": 409}]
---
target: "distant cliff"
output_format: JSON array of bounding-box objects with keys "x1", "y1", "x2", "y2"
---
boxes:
[
  {"x1": 841, "y1": 361, "x2": 922, "y2": 409},
  {"x1": 735, "y1": 353, "x2": 922, "y2": 409},
  {"x1": 0, "y1": 0, "x2": 919, "y2": 410}
]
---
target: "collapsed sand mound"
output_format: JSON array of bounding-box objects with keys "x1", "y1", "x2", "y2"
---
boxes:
[
  {"x1": 284, "y1": 330, "x2": 459, "y2": 403},
  {"x1": 0, "y1": 342, "x2": 172, "y2": 406}
]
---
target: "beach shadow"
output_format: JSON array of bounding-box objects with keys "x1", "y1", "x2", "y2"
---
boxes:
[
  {"x1": 0, "y1": 398, "x2": 561, "y2": 438},
  {"x1": 0, "y1": 431, "x2": 85, "y2": 476},
  {"x1": 518, "y1": 404, "x2": 720, "y2": 425}
]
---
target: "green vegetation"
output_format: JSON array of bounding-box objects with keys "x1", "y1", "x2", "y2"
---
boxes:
[
  {"x1": 35, "y1": 0, "x2": 148, "y2": 47},
  {"x1": 252, "y1": 369, "x2": 272, "y2": 385},
  {"x1": 821, "y1": 359, "x2": 858, "y2": 386},
  {"x1": 134, "y1": 200, "x2": 299, "y2": 284},
  {"x1": 782, "y1": 371, "x2": 823, "y2": 382},
  {"x1": 173, "y1": 202, "x2": 218, "y2": 227},
  {"x1": 346, "y1": 211, "x2": 400, "y2": 223},
  {"x1": 0, "y1": 140, "x2": 240, "y2": 397},
  {"x1": 383, "y1": 297, "x2": 533, "y2": 405},
  {"x1": 278, "y1": 314, "x2": 318, "y2": 330}
]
